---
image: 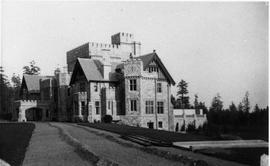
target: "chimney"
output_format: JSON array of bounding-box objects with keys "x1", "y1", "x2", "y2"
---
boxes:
[
  {"x1": 102, "y1": 57, "x2": 111, "y2": 80},
  {"x1": 153, "y1": 49, "x2": 156, "y2": 53}
]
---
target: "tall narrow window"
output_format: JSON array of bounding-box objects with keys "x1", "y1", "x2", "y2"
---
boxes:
[
  {"x1": 130, "y1": 100, "x2": 137, "y2": 111},
  {"x1": 111, "y1": 101, "x2": 114, "y2": 115},
  {"x1": 94, "y1": 83, "x2": 98, "y2": 92},
  {"x1": 130, "y1": 79, "x2": 137, "y2": 91},
  {"x1": 108, "y1": 101, "x2": 111, "y2": 109},
  {"x1": 81, "y1": 101, "x2": 86, "y2": 115},
  {"x1": 146, "y1": 101, "x2": 154, "y2": 114},
  {"x1": 95, "y1": 101, "x2": 100, "y2": 114},
  {"x1": 157, "y1": 102, "x2": 164, "y2": 114},
  {"x1": 157, "y1": 83, "x2": 162, "y2": 93}
]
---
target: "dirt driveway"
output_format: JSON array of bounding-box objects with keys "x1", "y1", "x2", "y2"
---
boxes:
[{"x1": 22, "y1": 123, "x2": 91, "y2": 166}]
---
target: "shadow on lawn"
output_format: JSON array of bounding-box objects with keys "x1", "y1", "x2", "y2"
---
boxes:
[{"x1": 0, "y1": 123, "x2": 35, "y2": 166}]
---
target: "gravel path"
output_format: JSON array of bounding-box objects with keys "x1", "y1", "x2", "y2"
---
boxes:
[
  {"x1": 22, "y1": 123, "x2": 91, "y2": 166},
  {"x1": 52, "y1": 122, "x2": 183, "y2": 166}
]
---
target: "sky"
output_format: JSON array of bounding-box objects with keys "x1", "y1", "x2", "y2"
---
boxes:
[{"x1": 1, "y1": 1, "x2": 268, "y2": 109}]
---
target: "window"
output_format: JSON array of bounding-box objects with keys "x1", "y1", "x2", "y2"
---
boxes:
[
  {"x1": 158, "y1": 121, "x2": 163, "y2": 128},
  {"x1": 157, "y1": 83, "x2": 162, "y2": 93},
  {"x1": 146, "y1": 101, "x2": 154, "y2": 114},
  {"x1": 67, "y1": 87, "x2": 71, "y2": 96},
  {"x1": 149, "y1": 67, "x2": 158, "y2": 73},
  {"x1": 147, "y1": 122, "x2": 154, "y2": 129},
  {"x1": 157, "y1": 102, "x2": 164, "y2": 114},
  {"x1": 108, "y1": 101, "x2": 111, "y2": 109},
  {"x1": 80, "y1": 82, "x2": 86, "y2": 92},
  {"x1": 81, "y1": 101, "x2": 86, "y2": 115},
  {"x1": 46, "y1": 109, "x2": 49, "y2": 118},
  {"x1": 130, "y1": 100, "x2": 137, "y2": 111},
  {"x1": 94, "y1": 83, "x2": 98, "y2": 92},
  {"x1": 95, "y1": 101, "x2": 100, "y2": 114},
  {"x1": 130, "y1": 79, "x2": 137, "y2": 91},
  {"x1": 111, "y1": 101, "x2": 114, "y2": 115}
]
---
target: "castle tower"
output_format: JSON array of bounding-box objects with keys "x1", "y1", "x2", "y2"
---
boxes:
[{"x1": 111, "y1": 32, "x2": 141, "y2": 56}]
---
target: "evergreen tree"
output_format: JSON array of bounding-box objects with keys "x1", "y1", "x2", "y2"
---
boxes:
[
  {"x1": 11, "y1": 73, "x2": 21, "y2": 100},
  {"x1": 210, "y1": 93, "x2": 223, "y2": 112},
  {"x1": 194, "y1": 94, "x2": 199, "y2": 109},
  {"x1": 229, "y1": 102, "x2": 237, "y2": 112},
  {"x1": 176, "y1": 79, "x2": 189, "y2": 109},
  {"x1": 0, "y1": 67, "x2": 11, "y2": 115},
  {"x1": 242, "y1": 91, "x2": 250, "y2": 113}
]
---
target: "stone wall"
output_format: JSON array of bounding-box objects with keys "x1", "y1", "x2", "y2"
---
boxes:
[{"x1": 123, "y1": 58, "x2": 172, "y2": 131}]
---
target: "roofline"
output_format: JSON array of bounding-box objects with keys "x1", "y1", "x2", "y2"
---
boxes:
[{"x1": 138, "y1": 52, "x2": 176, "y2": 85}]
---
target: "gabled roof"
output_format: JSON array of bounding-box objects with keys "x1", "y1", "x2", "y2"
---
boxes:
[
  {"x1": 70, "y1": 58, "x2": 110, "y2": 85},
  {"x1": 135, "y1": 52, "x2": 176, "y2": 85},
  {"x1": 22, "y1": 74, "x2": 51, "y2": 93}
]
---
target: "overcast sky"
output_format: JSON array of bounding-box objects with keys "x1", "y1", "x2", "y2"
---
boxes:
[{"x1": 1, "y1": 1, "x2": 268, "y2": 109}]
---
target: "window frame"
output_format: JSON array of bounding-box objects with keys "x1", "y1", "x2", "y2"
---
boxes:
[
  {"x1": 157, "y1": 101, "x2": 164, "y2": 114},
  {"x1": 130, "y1": 99, "x2": 137, "y2": 111},
  {"x1": 158, "y1": 121, "x2": 163, "y2": 128},
  {"x1": 157, "y1": 83, "x2": 162, "y2": 93},
  {"x1": 145, "y1": 100, "x2": 154, "y2": 114},
  {"x1": 129, "y1": 79, "x2": 137, "y2": 91},
  {"x1": 94, "y1": 83, "x2": 98, "y2": 92},
  {"x1": 95, "y1": 101, "x2": 100, "y2": 115}
]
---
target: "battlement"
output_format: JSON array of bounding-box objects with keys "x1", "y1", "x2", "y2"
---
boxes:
[
  {"x1": 111, "y1": 32, "x2": 134, "y2": 45},
  {"x1": 89, "y1": 42, "x2": 121, "y2": 50}
]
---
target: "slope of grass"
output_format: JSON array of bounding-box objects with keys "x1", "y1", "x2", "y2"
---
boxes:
[
  {"x1": 0, "y1": 123, "x2": 35, "y2": 166},
  {"x1": 78, "y1": 123, "x2": 212, "y2": 142}
]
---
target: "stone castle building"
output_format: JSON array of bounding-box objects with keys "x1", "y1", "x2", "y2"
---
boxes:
[{"x1": 13, "y1": 32, "x2": 206, "y2": 131}]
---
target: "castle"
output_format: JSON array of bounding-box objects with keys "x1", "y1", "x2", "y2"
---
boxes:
[{"x1": 13, "y1": 32, "x2": 206, "y2": 131}]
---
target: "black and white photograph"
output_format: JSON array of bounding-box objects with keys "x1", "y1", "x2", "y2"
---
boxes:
[{"x1": 0, "y1": 1, "x2": 268, "y2": 166}]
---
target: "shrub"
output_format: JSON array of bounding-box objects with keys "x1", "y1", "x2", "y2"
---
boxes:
[
  {"x1": 180, "y1": 123, "x2": 185, "y2": 131},
  {"x1": 102, "y1": 115, "x2": 112, "y2": 123},
  {"x1": 186, "y1": 123, "x2": 196, "y2": 132}
]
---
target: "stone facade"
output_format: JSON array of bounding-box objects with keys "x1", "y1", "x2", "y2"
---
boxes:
[{"x1": 14, "y1": 32, "x2": 177, "y2": 132}]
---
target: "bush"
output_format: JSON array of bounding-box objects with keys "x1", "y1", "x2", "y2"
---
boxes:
[
  {"x1": 102, "y1": 115, "x2": 112, "y2": 123},
  {"x1": 186, "y1": 123, "x2": 196, "y2": 132},
  {"x1": 180, "y1": 123, "x2": 185, "y2": 131}
]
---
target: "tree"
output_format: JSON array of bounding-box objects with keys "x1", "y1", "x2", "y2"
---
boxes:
[
  {"x1": 210, "y1": 93, "x2": 223, "y2": 112},
  {"x1": 229, "y1": 102, "x2": 237, "y2": 112},
  {"x1": 0, "y1": 66, "x2": 12, "y2": 115},
  {"x1": 194, "y1": 94, "x2": 199, "y2": 109},
  {"x1": 208, "y1": 93, "x2": 223, "y2": 124},
  {"x1": 23, "y1": 60, "x2": 40, "y2": 75},
  {"x1": 176, "y1": 79, "x2": 189, "y2": 109},
  {"x1": 242, "y1": 91, "x2": 250, "y2": 113},
  {"x1": 11, "y1": 73, "x2": 21, "y2": 100},
  {"x1": 254, "y1": 104, "x2": 260, "y2": 112}
]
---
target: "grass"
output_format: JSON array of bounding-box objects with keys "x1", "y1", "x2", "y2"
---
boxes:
[
  {"x1": 79, "y1": 123, "x2": 268, "y2": 166},
  {"x1": 78, "y1": 123, "x2": 212, "y2": 143},
  {"x1": 198, "y1": 147, "x2": 268, "y2": 166},
  {"x1": 0, "y1": 123, "x2": 35, "y2": 166}
]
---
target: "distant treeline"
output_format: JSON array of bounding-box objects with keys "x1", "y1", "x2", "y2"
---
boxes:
[{"x1": 172, "y1": 79, "x2": 268, "y2": 140}]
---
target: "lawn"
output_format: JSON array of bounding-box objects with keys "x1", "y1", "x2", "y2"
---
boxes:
[
  {"x1": 78, "y1": 123, "x2": 212, "y2": 142},
  {"x1": 0, "y1": 123, "x2": 35, "y2": 166},
  {"x1": 198, "y1": 147, "x2": 268, "y2": 166},
  {"x1": 79, "y1": 123, "x2": 268, "y2": 166}
]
